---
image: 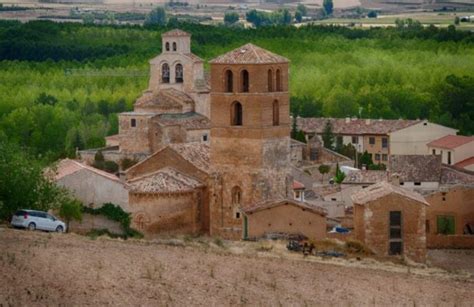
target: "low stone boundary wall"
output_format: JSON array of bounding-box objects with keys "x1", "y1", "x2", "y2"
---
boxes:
[
  {"x1": 427, "y1": 234, "x2": 474, "y2": 249},
  {"x1": 69, "y1": 213, "x2": 124, "y2": 235}
]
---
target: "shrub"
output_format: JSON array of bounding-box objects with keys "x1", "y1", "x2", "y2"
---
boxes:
[
  {"x1": 345, "y1": 239, "x2": 373, "y2": 255},
  {"x1": 104, "y1": 160, "x2": 119, "y2": 173},
  {"x1": 120, "y1": 158, "x2": 138, "y2": 170},
  {"x1": 83, "y1": 203, "x2": 143, "y2": 239}
]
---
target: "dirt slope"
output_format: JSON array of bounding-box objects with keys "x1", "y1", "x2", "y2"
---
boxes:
[{"x1": 0, "y1": 228, "x2": 473, "y2": 306}]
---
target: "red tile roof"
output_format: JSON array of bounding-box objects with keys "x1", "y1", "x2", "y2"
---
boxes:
[
  {"x1": 128, "y1": 167, "x2": 203, "y2": 194},
  {"x1": 297, "y1": 117, "x2": 421, "y2": 135},
  {"x1": 242, "y1": 199, "x2": 327, "y2": 216},
  {"x1": 454, "y1": 157, "x2": 474, "y2": 169},
  {"x1": 54, "y1": 159, "x2": 122, "y2": 183},
  {"x1": 352, "y1": 182, "x2": 429, "y2": 206},
  {"x1": 427, "y1": 135, "x2": 474, "y2": 150},
  {"x1": 292, "y1": 180, "x2": 305, "y2": 190},
  {"x1": 209, "y1": 43, "x2": 289, "y2": 65}
]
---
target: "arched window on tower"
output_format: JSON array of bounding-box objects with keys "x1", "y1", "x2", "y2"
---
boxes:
[
  {"x1": 231, "y1": 186, "x2": 242, "y2": 219},
  {"x1": 231, "y1": 102, "x2": 243, "y2": 126},
  {"x1": 273, "y1": 100, "x2": 279, "y2": 126},
  {"x1": 165, "y1": 42, "x2": 170, "y2": 51},
  {"x1": 175, "y1": 64, "x2": 183, "y2": 83},
  {"x1": 241, "y1": 70, "x2": 249, "y2": 93},
  {"x1": 276, "y1": 69, "x2": 282, "y2": 91},
  {"x1": 162, "y1": 63, "x2": 170, "y2": 83},
  {"x1": 172, "y1": 42, "x2": 177, "y2": 51},
  {"x1": 225, "y1": 70, "x2": 233, "y2": 93},
  {"x1": 268, "y1": 69, "x2": 273, "y2": 92}
]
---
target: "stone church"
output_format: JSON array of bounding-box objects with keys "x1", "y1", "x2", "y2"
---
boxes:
[{"x1": 79, "y1": 29, "x2": 327, "y2": 240}]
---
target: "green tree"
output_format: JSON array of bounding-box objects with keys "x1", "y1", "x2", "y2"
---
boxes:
[
  {"x1": 59, "y1": 198, "x2": 83, "y2": 233},
  {"x1": 334, "y1": 163, "x2": 346, "y2": 200},
  {"x1": 295, "y1": 11, "x2": 303, "y2": 23},
  {"x1": 454, "y1": 16, "x2": 460, "y2": 26},
  {"x1": 224, "y1": 12, "x2": 239, "y2": 25},
  {"x1": 318, "y1": 164, "x2": 330, "y2": 183},
  {"x1": 296, "y1": 4, "x2": 308, "y2": 16},
  {"x1": 82, "y1": 13, "x2": 95, "y2": 25},
  {"x1": 323, "y1": 0, "x2": 334, "y2": 16},
  {"x1": 322, "y1": 121, "x2": 335, "y2": 150},
  {"x1": 144, "y1": 7, "x2": 167, "y2": 26},
  {"x1": 358, "y1": 151, "x2": 373, "y2": 168},
  {"x1": 35, "y1": 92, "x2": 58, "y2": 106},
  {"x1": 93, "y1": 150, "x2": 105, "y2": 170},
  {"x1": 0, "y1": 142, "x2": 64, "y2": 221},
  {"x1": 368, "y1": 11, "x2": 378, "y2": 18}
]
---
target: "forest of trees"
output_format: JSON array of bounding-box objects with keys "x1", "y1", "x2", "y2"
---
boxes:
[{"x1": 0, "y1": 20, "x2": 473, "y2": 164}]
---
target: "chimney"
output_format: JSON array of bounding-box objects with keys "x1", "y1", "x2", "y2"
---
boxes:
[
  {"x1": 345, "y1": 117, "x2": 350, "y2": 123},
  {"x1": 365, "y1": 119, "x2": 371, "y2": 125}
]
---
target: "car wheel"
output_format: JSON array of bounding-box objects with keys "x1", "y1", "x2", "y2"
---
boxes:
[
  {"x1": 55, "y1": 226, "x2": 64, "y2": 233},
  {"x1": 28, "y1": 223, "x2": 36, "y2": 231}
]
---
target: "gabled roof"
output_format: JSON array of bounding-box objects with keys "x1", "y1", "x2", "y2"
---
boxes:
[
  {"x1": 54, "y1": 159, "x2": 122, "y2": 184},
  {"x1": 297, "y1": 117, "x2": 421, "y2": 135},
  {"x1": 390, "y1": 155, "x2": 441, "y2": 183},
  {"x1": 292, "y1": 180, "x2": 305, "y2": 190},
  {"x1": 427, "y1": 135, "x2": 474, "y2": 150},
  {"x1": 345, "y1": 170, "x2": 389, "y2": 184},
  {"x1": 128, "y1": 167, "x2": 202, "y2": 194},
  {"x1": 135, "y1": 88, "x2": 195, "y2": 110},
  {"x1": 156, "y1": 112, "x2": 210, "y2": 130},
  {"x1": 161, "y1": 29, "x2": 191, "y2": 37},
  {"x1": 351, "y1": 182, "x2": 429, "y2": 206},
  {"x1": 209, "y1": 43, "x2": 289, "y2": 65},
  {"x1": 440, "y1": 164, "x2": 474, "y2": 185},
  {"x1": 242, "y1": 199, "x2": 327, "y2": 216},
  {"x1": 455, "y1": 156, "x2": 474, "y2": 169},
  {"x1": 168, "y1": 143, "x2": 210, "y2": 174}
]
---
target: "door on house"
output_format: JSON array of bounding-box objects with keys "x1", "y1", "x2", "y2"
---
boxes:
[{"x1": 389, "y1": 211, "x2": 402, "y2": 255}]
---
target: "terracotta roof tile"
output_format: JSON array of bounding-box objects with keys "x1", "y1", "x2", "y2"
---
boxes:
[
  {"x1": 440, "y1": 165, "x2": 474, "y2": 185},
  {"x1": 297, "y1": 117, "x2": 421, "y2": 135},
  {"x1": 427, "y1": 135, "x2": 474, "y2": 150},
  {"x1": 135, "y1": 88, "x2": 194, "y2": 111},
  {"x1": 156, "y1": 112, "x2": 210, "y2": 130},
  {"x1": 209, "y1": 43, "x2": 289, "y2": 65},
  {"x1": 455, "y1": 156, "x2": 474, "y2": 169},
  {"x1": 351, "y1": 181, "x2": 429, "y2": 206},
  {"x1": 169, "y1": 142, "x2": 210, "y2": 174},
  {"x1": 128, "y1": 167, "x2": 202, "y2": 194},
  {"x1": 242, "y1": 198, "x2": 327, "y2": 216},
  {"x1": 161, "y1": 29, "x2": 191, "y2": 37},
  {"x1": 54, "y1": 159, "x2": 122, "y2": 184},
  {"x1": 345, "y1": 170, "x2": 389, "y2": 184},
  {"x1": 389, "y1": 155, "x2": 442, "y2": 182},
  {"x1": 293, "y1": 180, "x2": 305, "y2": 190}
]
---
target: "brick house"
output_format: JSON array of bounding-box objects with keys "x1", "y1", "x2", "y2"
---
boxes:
[{"x1": 352, "y1": 182, "x2": 429, "y2": 262}]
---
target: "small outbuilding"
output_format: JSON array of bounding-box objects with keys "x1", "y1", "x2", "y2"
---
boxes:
[
  {"x1": 242, "y1": 199, "x2": 327, "y2": 241},
  {"x1": 352, "y1": 182, "x2": 429, "y2": 262}
]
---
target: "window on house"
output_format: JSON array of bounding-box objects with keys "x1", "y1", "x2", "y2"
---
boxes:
[
  {"x1": 225, "y1": 70, "x2": 233, "y2": 93},
  {"x1": 437, "y1": 215, "x2": 455, "y2": 235},
  {"x1": 414, "y1": 182, "x2": 421, "y2": 186},
  {"x1": 175, "y1": 64, "x2": 183, "y2": 83},
  {"x1": 276, "y1": 69, "x2": 282, "y2": 91},
  {"x1": 352, "y1": 136, "x2": 358, "y2": 144},
  {"x1": 375, "y1": 154, "x2": 380, "y2": 161},
  {"x1": 162, "y1": 63, "x2": 170, "y2": 83},
  {"x1": 382, "y1": 154, "x2": 388, "y2": 161},
  {"x1": 448, "y1": 151, "x2": 452, "y2": 165},
  {"x1": 172, "y1": 42, "x2": 177, "y2": 51},
  {"x1": 400, "y1": 182, "x2": 404, "y2": 186},
  {"x1": 382, "y1": 138, "x2": 388, "y2": 149},
  {"x1": 309, "y1": 148, "x2": 318, "y2": 161},
  {"x1": 369, "y1": 137, "x2": 375, "y2": 145},
  {"x1": 231, "y1": 102, "x2": 243, "y2": 126},
  {"x1": 165, "y1": 42, "x2": 170, "y2": 51},
  {"x1": 268, "y1": 69, "x2": 273, "y2": 92},
  {"x1": 131, "y1": 118, "x2": 136, "y2": 127},
  {"x1": 432, "y1": 149, "x2": 436, "y2": 155},
  {"x1": 241, "y1": 70, "x2": 249, "y2": 92},
  {"x1": 272, "y1": 100, "x2": 279, "y2": 126},
  {"x1": 426, "y1": 220, "x2": 430, "y2": 234},
  {"x1": 202, "y1": 134, "x2": 208, "y2": 142},
  {"x1": 389, "y1": 211, "x2": 402, "y2": 255},
  {"x1": 235, "y1": 212, "x2": 240, "y2": 219}
]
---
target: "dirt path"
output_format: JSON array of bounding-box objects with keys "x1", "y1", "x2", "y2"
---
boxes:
[{"x1": 0, "y1": 228, "x2": 473, "y2": 306}]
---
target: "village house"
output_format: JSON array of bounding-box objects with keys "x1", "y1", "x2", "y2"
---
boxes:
[
  {"x1": 389, "y1": 155, "x2": 442, "y2": 190},
  {"x1": 297, "y1": 117, "x2": 457, "y2": 165},
  {"x1": 352, "y1": 182, "x2": 429, "y2": 262},
  {"x1": 427, "y1": 135, "x2": 474, "y2": 171}
]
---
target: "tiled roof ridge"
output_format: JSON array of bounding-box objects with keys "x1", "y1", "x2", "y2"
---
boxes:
[
  {"x1": 352, "y1": 181, "x2": 429, "y2": 206},
  {"x1": 55, "y1": 158, "x2": 123, "y2": 184}
]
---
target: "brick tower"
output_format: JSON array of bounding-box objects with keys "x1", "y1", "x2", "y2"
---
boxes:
[{"x1": 208, "y1": 44, "x2": 292, "y2": 239}]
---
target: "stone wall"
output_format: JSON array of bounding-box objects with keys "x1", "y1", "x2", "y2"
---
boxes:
[
  {"x1": 129, "y1": 190, "x2": 202, "y2": 235},
  {"x1": 354, "y1": 194, "x2": 427, "y2": 262},
  {"x1": 68, "y1": 213, "x2": 124, "y2": 235},
  {"x1": 245, "y1": 203, "x2": 327, "y2": 241}
]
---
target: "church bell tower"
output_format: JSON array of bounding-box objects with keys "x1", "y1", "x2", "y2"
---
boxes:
[{"x1": 208, "y1": 44, "x2": 292, "y2": 239}]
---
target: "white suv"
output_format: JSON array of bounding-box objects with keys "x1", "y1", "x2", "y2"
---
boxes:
[{"x1": 11, "y1": 210, "x2": 66, "y2": 233}]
